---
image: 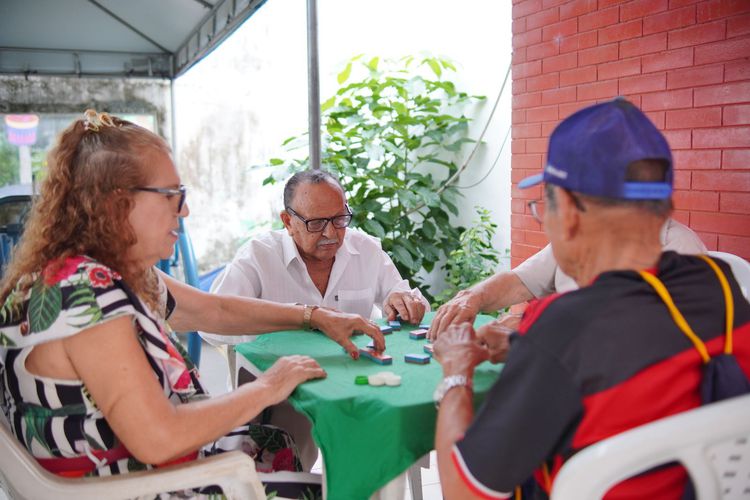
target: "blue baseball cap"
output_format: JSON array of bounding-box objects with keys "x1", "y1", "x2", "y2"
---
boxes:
[{"x1": 518, "y1": 98, "x2": 673, "y2": 199}]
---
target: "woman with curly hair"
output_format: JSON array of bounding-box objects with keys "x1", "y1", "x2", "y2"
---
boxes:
[{"x1": 0, "y1": 110, "x2": 383, "y2": 495}]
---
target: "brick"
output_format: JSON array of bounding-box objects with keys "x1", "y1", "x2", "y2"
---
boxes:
[
  {"x1": 673, "y1": 190, "x2": 719, "y2": 211},
  {"x1": 525, "y1": 230, "x2": 550, "y2": 247},
  {"x1": 643, "y1": 5, "x2": 696, "y2": 35},
  {"x1": 553, "y1": 101, "x2": 593, "y2": 121},
  {"x1": 579, "y1": 6, "x2": 619, "y2": 32},
  {"x1": 527, "y1": 73, "x2": 560, "y2": 91},
  {"x1": 727, "y1": 13, "x2": 750, "y2": 38},
  {"x1": 542, "y1": 86, "x2": 578, "y2": 105},
  {"x1": 512, "y1": 109, "x2": 526, "y2": 124},
  {"x1": 512, "y1": 122, "x2": 542, "y2": 139},
  {"x1": 665, "y1": 107, "x2": 722, "y2": 129},
  {"x1": 694, "y1": 82, "x2": 750, "y2": 107},
  {"x1": 718, "y1": 235, "x2": 750, "y2": 259},
  {"x1": 512, "y1": 242, "x2": 544, "y2": 259},
  {"x1": 543, "y1": 52, "x2": 578, "y2": 73},
  {"x1": 526, "y1": 105, "x2": 559, "y2": 122},
  {"x1": 620, "y1": 32, "x2": 668, "y2": 58},
  {"x1": 560, "y1": 31, "x2": 598, "y2": 53},
  {"x1": 696, "y1": 232, "x2": 718, "y2": 251},
  {"x1": 514, "y1": 28, "x2": 543, "y2": 49},
  {"x1": 720, "y1": 192, "x2": 750, "y2": 214},
  {"x1": 697, "y1": 0, "x2": 750, "y2": 23},
  {"x1": 526, "y1": 137, "x2": 549, "y2": 153},
  {"x1": 598, "y1": 57, "x2": 641, "y2": 80},
  {"x1": 600, "y1": 0, "x2": 631, "y2": 6},
  {"x1": 513, "y1": 92, "x2": 542, "y2": 109},
  {"x1": 621, "y1": 0, "x2": 668, "y2": 21},
  {"x1": 619, "y1": 73, "x2": 666, "y2": 95},
  {"x1": 527, "y1": 7, "x2": 560, "y2": 30},
  {"x1": 695, "y1": 37, "x2": 750, "y2": 65},
  {"x1": 528, "y1": 40, "x2": 560, "y2": 61},
  {"x1": 672, "y1": 209, "x2": 690, "y2": 225},
  {"x1": 644, "y1": 110, "x2": 666, "y2": 129},
  {"x1": 667, "y1": 64, "x2": 723, "y2": 90},
  {"x1": 543, "y1": 18, "x2": 578, "y2": 42},
  {"x1": 662, "y1": 129, "x2": 692, "y2": 150},
  {"x1": 669, "y1": 0, "x2": 703, "y2": 7},
  {"x1": 673, "y1": 170, "x2": 692, "y2": 190},
  {"x1": 579, "y1": 43, "x2": 619, "y2": 66},
  {"x1": 599, "y1": 19, "x2": 643, "y2": 44},
  {"x1": 512, "y1": 154, "x2": 544, "y2": 169},
  {"x1": 672, "y1": 149, "x2": 722, "y2": 170},
  {"x1": 560, "y1": 0, "x2": 597, "y2": 20},
  {"x1": 514, "y1": 60, "x2": 542, "y2": 79},
  {"x1": 692, "y1": 170, "x2": 750, "y2": 191},
  {"x1": 510, "y1": 203, "x2": 526, "y2": 218},
  {"x1": 512, "y1": 47, "x2": 527, "y2": 65},
  {"x1": 543, "y1": 0, "x2": 570, "y2": 7},
  {"x1": 542, "y1": 122, "x2": 557, "y2": 135},
  {"x1": 724, "y1": 104, "x2": 750, "y2": 126},
  {"x1": 694, "y1": 126, "x2": 750, "y2": 149},
  {"x1": 512, "y1": 167, "x2": 540, "y2": 182},
  {"x1": 513, "y1": 17, "x2": 527, "y2": 35},
  {"x1": 513, "y1": 0, "x2": 542, "y2": 19},
  {"x1": 513, "y1": 78, "x2": 527, "y2": 95},
  {"x1": 512, "y1": 138, "x2": 526, "y2": 154},
  {"x1": 723, "y1": 150, "x2": 750, "y2": 169},
  {"x1": 668, "y1": 21, "x2": 726, "y2": 50},
  {"x1": 691, "y1": 212, "x2": 750, "y2": 237},
  {"x1": 725, "y1": 59, "x2": 750, "y2": 82},
  {"x1": 560, "y1": 66, "x2": 598, "y2": 87},
  {"x1": 641, "y1": 47, "x2": 693, "y2": 73},
  {"x1": 512, "y1": 183, "x2": 542, "y2": 200},
  {"x1": 641, "y1": 88, "x2": 693, "y2": 111},
  {"x1": 577, "y1": 80, "x2": 619, "y2": 100}
]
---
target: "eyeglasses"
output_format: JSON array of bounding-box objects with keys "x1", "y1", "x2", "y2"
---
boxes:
[
  {"x1": 286, "y1": 205, "x2": 353, "y2": 233},
  {"x1": 527, "y1": 189, "x2": 586, "y2": 224},
  {"x1": 132, "y1": 185, "x2": 186, "y2": 213}
]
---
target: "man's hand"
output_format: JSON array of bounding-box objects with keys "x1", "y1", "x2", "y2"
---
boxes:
[
  {"x1": 259, "y1": 355, "x2": 327, "y2": 405},
  {"x1": 311, "y1": 308, "x2": 385, "y2": 359},
  {"x1": 383, "y1": 290, "x2": 427, "y2": 324},
  {"x1": 433, "y1": 322, "x2": 489, "y2": 377},
  {"x1": 475, "y1": 314, "x2": 519, "y2": 363},
  {"x1": 429, "y1": 289, "x2": 482, "y2": 341}
]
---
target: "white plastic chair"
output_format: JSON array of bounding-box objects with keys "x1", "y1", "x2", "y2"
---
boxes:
[
  {"x1": 551, "y1": 394, "x2": 750, "y2": 500},
  {"x1": 0, "y1": 411, "x2": 319, "y2": 500},
  {"x1": 709, "y1": 251, "x2": 750, "y2": 300}
]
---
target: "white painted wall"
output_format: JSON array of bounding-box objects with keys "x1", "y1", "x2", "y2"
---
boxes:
[{"x1": 174, "y1": 0, "x2": 513, "y2": 285}]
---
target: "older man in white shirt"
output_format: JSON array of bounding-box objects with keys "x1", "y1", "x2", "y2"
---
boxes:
[{"x1": 202, "y1": 169, "x2": 428, "y2": 470}]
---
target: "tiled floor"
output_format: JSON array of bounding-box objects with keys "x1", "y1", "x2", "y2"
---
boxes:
[{"x1": 197, "y1": 339, "x2": 444, "y2": 500}]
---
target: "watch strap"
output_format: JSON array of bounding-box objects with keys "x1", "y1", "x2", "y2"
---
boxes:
[
  {"x1": 434, "y1": 374, "x2": 472, "y2": 408},
  {"x1": 302, "y1": 304, "x2": 319, "y2": 330}
]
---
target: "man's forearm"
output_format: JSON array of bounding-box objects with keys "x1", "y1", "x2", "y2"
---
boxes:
[{"x1": 469, "y1": 271, "x2": 535, "y2": 313}]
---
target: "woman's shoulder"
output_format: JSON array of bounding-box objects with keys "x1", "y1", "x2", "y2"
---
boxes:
[{"x1": 41, "y1": 255, "x2": 122, "y2": 289}]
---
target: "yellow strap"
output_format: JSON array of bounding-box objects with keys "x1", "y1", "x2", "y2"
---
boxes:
[
  {"x1": 639, "y1": 270, "x2": 711, "y2": 363},
  {"x1": 514, "y1": 486, "x2": 522, "y2": 500},
  {"x1": 638, "y1": 255, "x2": 735, "y2": 363},
  {"x1": 697, "y1": 255, "x2": 734, "y2": 354}
]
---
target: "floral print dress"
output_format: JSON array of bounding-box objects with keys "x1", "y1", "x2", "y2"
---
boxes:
[{"x1": 0, "y1": 256, "x2": 302, "y2": 482}]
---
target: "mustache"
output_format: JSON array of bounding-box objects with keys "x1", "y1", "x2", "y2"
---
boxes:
[{"x1": 317, "y1": 238, "x2": 339, "y2": 247}]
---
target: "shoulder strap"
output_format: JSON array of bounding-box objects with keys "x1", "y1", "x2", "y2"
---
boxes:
[{"x1": 637, "y1": 255, "x2": 734, "y2": 364}]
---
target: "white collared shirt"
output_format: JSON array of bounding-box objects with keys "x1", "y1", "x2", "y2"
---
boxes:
[
  {"x1": 515, "y1": 218, "x2": 708, "y2": 297},
  {"x1": 201, "y1": 228, "x2": 426, "y2": 345}
]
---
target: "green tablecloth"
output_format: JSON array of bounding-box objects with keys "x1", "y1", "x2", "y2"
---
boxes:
[{"x1": 235, "y1": 312, "x2": 502, "y2": 500}]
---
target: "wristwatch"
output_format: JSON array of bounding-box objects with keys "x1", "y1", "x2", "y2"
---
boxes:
[
  {"x1": 302, "y1": 304, "x2": 319, "y2": 330},
  {"x1": 433, "y1": 374, "x2": 472, "y2": 408}
]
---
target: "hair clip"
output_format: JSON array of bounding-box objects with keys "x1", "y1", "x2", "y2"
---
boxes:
[{"x1": 83, "y1": 109, "x2": 116, "y2": 132}]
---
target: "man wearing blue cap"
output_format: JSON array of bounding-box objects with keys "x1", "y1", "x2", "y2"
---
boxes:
[{"x1": 431, "y1": 99, "x2": 750, "y2": 498}]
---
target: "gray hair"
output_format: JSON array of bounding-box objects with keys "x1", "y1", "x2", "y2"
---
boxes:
[{"x1": 283, "y1": 170, "x2": 345, "y2": 209}]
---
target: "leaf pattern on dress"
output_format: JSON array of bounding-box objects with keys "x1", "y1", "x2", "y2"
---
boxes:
[
  {"x1": 66, "y1": 281, "x2": 103, "y2": 327},
  {"x1": 28, "y1": 280, "x2": 62, "y2": 333},
  {"x1": 21, "y1": 402, "x2": 88, "y2": 454}
]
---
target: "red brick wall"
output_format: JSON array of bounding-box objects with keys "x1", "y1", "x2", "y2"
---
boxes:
[{"x1": 511, "y1": 0, "x2": 750, "y2": 265}]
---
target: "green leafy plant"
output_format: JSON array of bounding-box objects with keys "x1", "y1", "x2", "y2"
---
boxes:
[
  {"x1": 434, "y1": 206, "x2": 500, "y2": 307},
  {"x1": 264, "y1": 55, "x2": 485, "y2": 300}
]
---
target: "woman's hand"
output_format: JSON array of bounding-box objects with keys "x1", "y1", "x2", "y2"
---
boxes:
[
  {"x1": 258, "y1": 355, "x2": 327, "y2": 406},
  {"x1": 311, "y1": 308, "x2": 385, "y2": 359}
]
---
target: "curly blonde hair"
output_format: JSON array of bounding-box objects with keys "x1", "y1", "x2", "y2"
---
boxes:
[{"x1": 0, "y1": 111, "x2": 171, "y2": 309}]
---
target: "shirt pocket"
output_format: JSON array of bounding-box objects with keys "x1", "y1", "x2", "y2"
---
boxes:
[{"x1": 336, "y1": 288, "x2": 376, "y2": 317}]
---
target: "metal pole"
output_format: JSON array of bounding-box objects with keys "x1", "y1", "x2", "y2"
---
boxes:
[{"x1": 306, "y1": 0, "x2": 321, "y2": 170}]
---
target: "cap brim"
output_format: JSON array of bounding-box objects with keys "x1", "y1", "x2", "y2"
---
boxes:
[{"x1": 518, "y1": 173, "x2": 544, "y2": 189}]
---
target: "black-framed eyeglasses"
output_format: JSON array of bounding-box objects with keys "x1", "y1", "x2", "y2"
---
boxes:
[
  {"x1": 286, "y1": 204, "x2": 353, "y2": 233},
  {"x1": 132, "y1": 185, "x2": 186, "y2": 213}
]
